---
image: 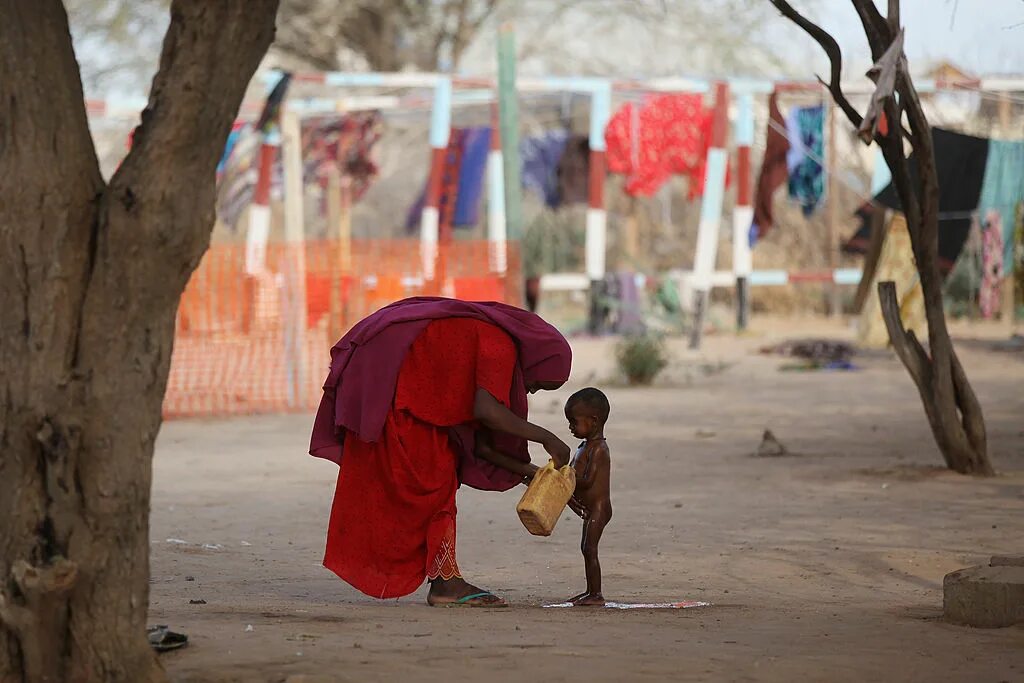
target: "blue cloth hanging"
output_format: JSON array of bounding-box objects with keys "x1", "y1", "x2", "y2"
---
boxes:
[
  {"x1": 978, "y1": 139, "x2": 1024, "y2": 273},
  {"x1": 785, "y1": 104, "x2": 825, "y2": 216}
]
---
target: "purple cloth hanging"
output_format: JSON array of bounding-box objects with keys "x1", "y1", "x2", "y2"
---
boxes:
[
  {"x1": 453, "y1": 127, "x2": 491, "y2": 228},
  {"x1": 521, "y1": 130, "x2": 569, "y2": 208}
]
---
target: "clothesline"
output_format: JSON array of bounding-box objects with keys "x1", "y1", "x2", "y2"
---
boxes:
[{"x1": 765, "y1": 117, "x2": 982, "y2": 222}]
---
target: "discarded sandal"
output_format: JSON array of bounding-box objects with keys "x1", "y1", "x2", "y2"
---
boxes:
[{"x1": 147, "y1": 625, "x2": 189, "y2": 652}]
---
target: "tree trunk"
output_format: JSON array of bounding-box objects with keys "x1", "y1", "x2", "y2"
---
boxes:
[
  {"x1": 0, "y1": 2, "x2": 278, "y2": 681},
  {"x1": 769, "y1": 0, "x2": 994, "y2": 476},
  {"x1": 876, "y1": 70, "x2": 993, "y2": 476}
]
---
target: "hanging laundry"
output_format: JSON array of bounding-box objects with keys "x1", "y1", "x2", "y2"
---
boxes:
[
  {"x1": 943, "y1": 215, "x2": 983, "y2": 316},
  {"x1": 406, "y1": 126, "x2": 491, "y2": 232},
  {"x1": 557, "y1": 135, "x2": 591, "y2": 206},
  {"x1": 980, "y1": 210, "x2": 1005, "y2": 319},
  {"x1": 785, "y1": 104, "x2": 825, "y2": 216},
  {"x1": 843, "y1": 127, "x2": 990, "y2": 274},
  {"x1": 215, "y1": 126, "x2": 262, "y2": 230},
  {"x1": 978, "y1": 138, "x2": 1024, "y2": 273},
  {"x1": 605, "y1": 94, "x2": 717, "y2": 199},
  {"x1": 520, "y1": 130, "x2": 568, "y2": 208},
  {"x1": 1015, "y1": 203, "x2": 1024, "y2": 315},
  {"x1": 302, "y1": 111, "x2": 383, "y2": 202},
  {"x1": 452, "y1": 127, "x2": 491, "y2": 226},
  {"x1": 218, "y1": 121, "x2": 247, "y2": 178},
  {"x1": 750, "y1": 91, "x2": 791, "y2": 243},
  {"x1": 858, "y1": 213, "x2": 927, "y2": 349}
]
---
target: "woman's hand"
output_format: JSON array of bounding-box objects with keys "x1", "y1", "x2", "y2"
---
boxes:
[
  {"x1": 520, "y1": 462, "x2": 540, "y2": 486},
  {"x1": 543, "y1": 436, "x2": 571, "y2": 468}
]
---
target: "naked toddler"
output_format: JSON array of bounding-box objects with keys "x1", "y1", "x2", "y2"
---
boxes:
[{"x1": 563, "y1": 387, "x2": 612, "y2": 606}]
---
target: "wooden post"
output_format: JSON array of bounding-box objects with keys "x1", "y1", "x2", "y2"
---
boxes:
[
  {"x1": 586, "y1": 80, "x2": 611, "y2": 334},
  {"x1": 497, "y1": 25, "x2": 523, "y2": 242},
  {"x1": 326, "y1": 166, "x2": 343, "y2": 340},
  {"x1": 733, "y1": 92, "x2": 755, "y2": 331},
  {"x1": 624, "y1": 196, "x2": 639, "y2": 268},
  {"x1": 826, "y1": 98, "x2": 842, "y2": 317},
  {"x1": 852, "y1": 209, "x2": 887, "y2": 314},
  {"x1": 689, "y1": 81, "x2": 730, "y2": 349},
  {"x1": 280, "y1": 107, "x2": 308, "y2": 408}
]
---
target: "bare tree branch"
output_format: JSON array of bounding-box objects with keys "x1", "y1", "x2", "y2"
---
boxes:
[{"x1": 768, "y1": 0, "x2": 864, "y2": 129}]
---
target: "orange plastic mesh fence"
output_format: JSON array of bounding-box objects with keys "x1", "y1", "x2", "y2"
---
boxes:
[{"x1": 164, "y1": 240, "x2": 523, "y2": 418}]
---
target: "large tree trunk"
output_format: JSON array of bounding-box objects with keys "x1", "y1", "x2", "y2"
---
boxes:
[
  {"x1": 0, "y1": 2, "x2": 278, "y2": 681},
  {"x1": 769, "y1": 0, "x2": 994, "y2": 476}
]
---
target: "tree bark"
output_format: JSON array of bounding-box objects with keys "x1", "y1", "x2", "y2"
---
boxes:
[
  {"x1": 0, "y1": 2, "x2": 278, "y2": 681},
  {"x1": 770, "y1": 0, "x2": 994, "y2": 476}
]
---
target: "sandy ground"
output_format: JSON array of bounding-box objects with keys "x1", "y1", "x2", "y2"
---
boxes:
[{"x1": 150, "y1": 318, "x2": 1024, "y2": 682}]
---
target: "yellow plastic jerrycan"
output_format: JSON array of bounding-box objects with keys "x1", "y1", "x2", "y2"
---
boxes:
[{"x1": 516, "y1": 460, "x2": 576, "y2": 536}]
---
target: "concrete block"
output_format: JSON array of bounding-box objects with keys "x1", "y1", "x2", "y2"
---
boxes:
[
  {"x1": 990, "y1": 555, "x2": 1024, "y2": 568},
  {"x1": 943, "y1": 559, "x2": 1024, "y2": 628}
]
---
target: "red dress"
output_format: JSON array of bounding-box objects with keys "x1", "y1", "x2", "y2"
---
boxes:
[{"x1": 323, "y1": 318, "x2": 518, "y2": 599}]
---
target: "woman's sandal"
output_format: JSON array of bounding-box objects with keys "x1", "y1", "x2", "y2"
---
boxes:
[{"x1": 434, "y1": 591, "x2": 508, "y2": 608}]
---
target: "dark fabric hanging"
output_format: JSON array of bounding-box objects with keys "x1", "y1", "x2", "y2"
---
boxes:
[
  {"x1": 843, "y1": 127, "x2": 990, "y2": 273},
  {"x1": 750, "y1": 91, "x2": 790, "y2": 243}
]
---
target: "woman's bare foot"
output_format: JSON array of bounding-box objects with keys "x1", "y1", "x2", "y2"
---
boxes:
[
  {"x1": 427, "y1": 577, "x2": 507, "y2": 607},
  {"x1": 574, "y1": 593, "x2": 605, "y2": 606}
]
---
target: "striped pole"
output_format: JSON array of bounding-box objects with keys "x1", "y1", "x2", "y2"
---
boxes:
[
  {"x1": 733, "y1": 92, "x2": 755, "y2": 331},
  {"x1": 586, "y1": 80, "x2": 612, "y2": 333},
  {"x1": 689, "y1": 81, "x2": 730, "y2": 350},
  {"x1": 422, "y1": 77, "x2": 452, "y2": 283},
  {"x1": 487, "y1": 101, "x2": 508, "y2": 274},
  {"x1": 245, "y1": 131, "x2": 279, "y2": 276}
]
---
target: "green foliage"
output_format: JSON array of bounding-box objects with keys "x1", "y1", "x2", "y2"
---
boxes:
[{"x1": 615, "y1": 334, "x2": 669, "y2": 386}]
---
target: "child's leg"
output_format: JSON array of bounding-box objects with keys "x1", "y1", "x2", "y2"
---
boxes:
[{"x1": 579, "y1": 514, "x2": 608, "y2": 605}]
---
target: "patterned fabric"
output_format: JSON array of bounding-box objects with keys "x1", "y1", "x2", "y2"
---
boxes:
[
  {"x1": 785, "y1": 104, "x2": 825, "y2": 216},
  {"x1": 858, "y1": 213, "x2": 928, "y2": 349},
  {"x1": 214, "y1": 111, "x2": 382, "y2": 232},
  {"x1": 605, "y1": 94, "x2": 716, "y2": 198},
  {"x1": 426, "y1": 520, "x2": 461, "y2": 581},
  {"x1": 978, "y1": 139, "x2": 1024, "y2": 273},
  {"x1": 1015, "y1": 203, "x2": 1024, "y2": 317},
  {"x1": 322, "y1": 319, "x2": 517, "y2": 599},
  {"x1": 980, "y1": 210, "x2": 1005, "y2": 319},
  {"x1": 406, "y1": 127, "x2": 492, "y2": 232},
  {"x1": 302, "y1": 112, "x2": 383, "y2": 203}
]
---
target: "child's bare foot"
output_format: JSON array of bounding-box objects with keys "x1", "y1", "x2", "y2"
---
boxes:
[
  {"x1": 575, "y1": 593, "x2": 605, "y2": 606},
  {"x1": 568, "y1": 591, "x2": 589, "y2": 604}
]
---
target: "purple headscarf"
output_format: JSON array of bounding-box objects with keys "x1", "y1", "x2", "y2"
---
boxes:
[{"x1": 309, "y1": 297, "x2": 572, "y2": 491}]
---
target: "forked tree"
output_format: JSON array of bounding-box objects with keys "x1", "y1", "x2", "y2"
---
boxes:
[
  {"x1": 768, "y1": 0, "x2": 994, "y2": 476},
  {"x1": 0, "y1": 2, "x2": 279, "y2": 681}
]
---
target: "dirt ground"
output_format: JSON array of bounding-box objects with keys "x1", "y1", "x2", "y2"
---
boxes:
[{"x1": 150, "y1": 317, "x2": 1024, "y2": 683}]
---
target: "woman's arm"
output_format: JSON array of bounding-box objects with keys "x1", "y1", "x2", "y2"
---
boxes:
[
  {"x1": 474, "y1": 437, "x2": 539, "y2": 482},
  {"x1": 473, "y1": 388, "x2": 570, "y2": 466}
]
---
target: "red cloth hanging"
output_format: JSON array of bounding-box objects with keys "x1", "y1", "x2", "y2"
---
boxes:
[{"x1": 605, "y1": 94, "x2": 726, "y2": 199}]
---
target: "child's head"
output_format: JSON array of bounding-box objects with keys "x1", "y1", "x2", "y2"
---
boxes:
[{"x1": 564, "y1": 387, "x2": 610, "y2": 440}]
